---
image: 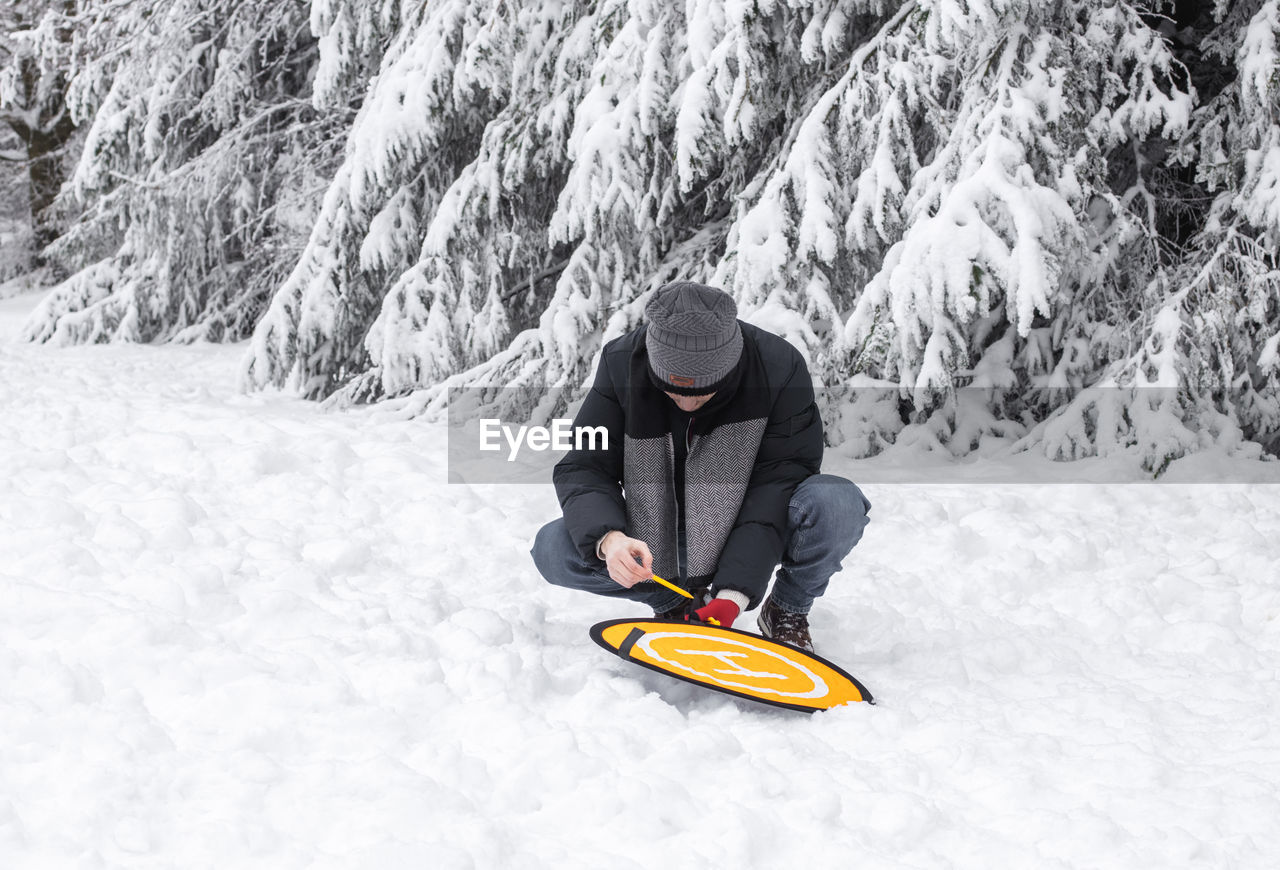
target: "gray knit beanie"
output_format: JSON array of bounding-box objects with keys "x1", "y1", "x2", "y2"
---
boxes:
[{"x1": 644, "y1": 282, "x2": 743, "y2": 395}]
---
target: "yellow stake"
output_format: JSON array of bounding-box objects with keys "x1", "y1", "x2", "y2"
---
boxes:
[{"x1": 650, "y1": 574, "x2": 693, "y2": 599}]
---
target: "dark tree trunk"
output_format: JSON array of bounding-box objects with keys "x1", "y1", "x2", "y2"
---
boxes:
[
  {"x1": 4, "y1": 7, "x2": 78, "y2": 269},
  {"x1": 22, "y1": 110, "x2": 76, "y2": 254}
]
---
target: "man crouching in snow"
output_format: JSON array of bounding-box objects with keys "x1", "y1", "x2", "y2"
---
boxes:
[{"x1": 531, "y1": 281, "x2": 870, "y2": 653}]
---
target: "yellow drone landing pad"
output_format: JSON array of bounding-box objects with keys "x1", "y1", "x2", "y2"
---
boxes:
[{"x1": 590, "y1": 618, "x2": 873, "y2": 713}]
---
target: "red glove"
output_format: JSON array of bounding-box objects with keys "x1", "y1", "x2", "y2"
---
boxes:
[{"x1": 693, "y1": 598, "x2": 740, "y2": 628}]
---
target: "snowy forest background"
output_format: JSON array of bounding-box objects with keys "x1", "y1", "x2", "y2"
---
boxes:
[{"x1": 2, "y1": 0, "x2": 1278, "y2": 473}]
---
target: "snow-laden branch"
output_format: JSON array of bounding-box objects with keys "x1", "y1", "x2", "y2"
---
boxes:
[{"x1": 22, "y1": 0, "x2": 1280, "y2": 468}]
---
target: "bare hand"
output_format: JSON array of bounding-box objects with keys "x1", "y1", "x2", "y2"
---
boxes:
[{"x1": 599, "y1": 531, "x2": 653, "y2": 588}]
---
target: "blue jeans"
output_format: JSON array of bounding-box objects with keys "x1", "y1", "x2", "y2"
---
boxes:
[{"x1": 530, "y1": 474, "x2": 871, "y2": 614}]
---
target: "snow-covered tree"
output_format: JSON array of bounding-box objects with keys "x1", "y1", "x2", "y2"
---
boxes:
[
  {"x1": 244, "y1": 0, "x2": 769, "y2": 407},
  {"x1": 242, "y1": 0, "x2": 514, "y2": 398},
  {"x1": 19, "y1": 0, "x2": 1280, "y2": 470},
  {"x1": 1014, "y1": 0, "x2": 1280, "y2": 470},
  {"x1": 309, "y1": 0, "x2": 411, "y2": 111},
  {"x1": 831, "y1": 2, "x2": 1198, "y2": 456},
  {"x1": 1173, "y1": 0, "x2": 1280, "y2": 456},
  {"x1": 0, "y1": 1, "x2": 78, "y2": 262},
  {"x1": 0, "y1": 126, "x2": 35, "y2": 278},
  {"x1": 22, "y1": 0, "x2": 338, "y2": 344}
]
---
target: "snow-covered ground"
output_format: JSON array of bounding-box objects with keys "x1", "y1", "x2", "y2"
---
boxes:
[{"x1": 2, "y1": 290, "x2": 1279, "y2": 869}]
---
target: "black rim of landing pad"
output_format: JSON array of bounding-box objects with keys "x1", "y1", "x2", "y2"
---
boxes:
[{"x1": 589, "y1": 618, "x2": 874, "y2": 713}]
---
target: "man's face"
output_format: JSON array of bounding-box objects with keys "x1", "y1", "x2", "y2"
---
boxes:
[{"x1": 664, "y1": 391, "x2": 715, "y2": 412}]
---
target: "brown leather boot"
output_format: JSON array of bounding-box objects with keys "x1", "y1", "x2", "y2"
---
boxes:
[{"x1": 757, "y1": 597, "x2": 814, "y2": 652}]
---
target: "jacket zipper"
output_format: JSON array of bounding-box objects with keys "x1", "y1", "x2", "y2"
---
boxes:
[
  {"x1": 668, "y1": 431, "x2": 681, "y2": 582},
  {"x1": 681, "y1": 416, "x2": 694, "y2": 582}
]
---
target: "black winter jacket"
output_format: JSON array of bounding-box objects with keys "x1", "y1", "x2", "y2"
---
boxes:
[{"x1": 553, "y1": 321, "x2": 823, "y2": 608}]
